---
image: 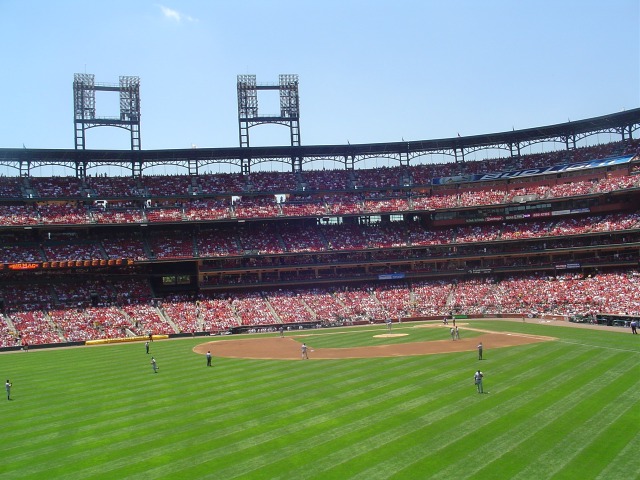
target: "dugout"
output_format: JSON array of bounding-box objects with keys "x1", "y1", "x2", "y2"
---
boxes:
[{"x1": 595, "y1": 314, "x2": 639, "y2": 327}]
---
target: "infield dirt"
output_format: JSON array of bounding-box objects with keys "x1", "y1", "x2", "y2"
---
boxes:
[{"x1": 193, "y1": 323, "x2": 556, "y2": 360}]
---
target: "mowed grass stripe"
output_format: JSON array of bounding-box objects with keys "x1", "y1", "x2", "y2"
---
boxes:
[
  {"x1": 198, "y1": 369, "x2": 470, "y2": 478},
  {"x1": 0, "y1": 354, "x2": 450, "y2": 474},
  {"x1": 317, "y1": 346, "x2": 608, "y2": 479},
  {"x1": 149, "y1": 356, "x2": 464, "y2": 475},
  {"x1": 125, "y1": 385, "x2": 428, "y2": 479},
  {"x1": 356, "y1": 340, "x2": 620, "y2": 478},
  {"x1": 0, "y1": 347, "x2": 227, "y2": 451},
  {"x1": 116, "y1": 353, "x2": 470, "y2": 479},
  {"x1": 151, "y1": 344, "x2": 580, "y2": 473},
  {"x1": 514, "y1": 372, "x2": 640, "y2": 479},
  {"x1": 594, "y1": 415, "x2": 640, "y2": 480},
  {"x1": 1, "y1": 357, "x2": 367, "y2": 474},
  {"x1": 69, "y1": 357, "x2": 450, "y2": 478},
  {"x1": 262, "y1": 344, "x2": 591, "y2": 479},
  {"x1": 40, "y1": 356, "x2": 432, "y2": 476},
  {"x1": 420, "y1": 351, "x2": 637, "y2": 480}
]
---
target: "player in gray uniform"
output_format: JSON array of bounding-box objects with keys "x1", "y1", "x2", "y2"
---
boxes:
[
  {"x1": 151, "y1": 357, "x2": 158, "y2": 373},
  {"x1": 474, "y1": 370, "x2": 484, "y2": 393}
]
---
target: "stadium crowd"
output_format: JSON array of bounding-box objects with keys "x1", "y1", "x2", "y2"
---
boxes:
[
  {"x1": 0, "y1": 140, "x2": 638, "y2": 348},
  {"x1": 1, "y1": 269, "x2": 639, "y2": 347}
]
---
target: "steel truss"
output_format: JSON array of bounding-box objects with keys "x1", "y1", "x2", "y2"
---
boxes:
[
  {"x1": 2, "y1": 109, "x2": 638, "y2": 180},
  {"x1": 73, "y1": 73, "x2": 141, "y2": 151},
  {"x1": 237, "y1": 74, "x2": 301, "y2": 174}
]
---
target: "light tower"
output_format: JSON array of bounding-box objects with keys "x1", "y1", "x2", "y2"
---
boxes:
[
  {"x1": 73, "y1": 73, "x2": 141, "y2": 150},
  {"x1": 237, "y1": 74, "x2": 301, "y2": 173}
]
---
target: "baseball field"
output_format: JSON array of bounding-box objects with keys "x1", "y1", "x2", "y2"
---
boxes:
[{"x1": 0, "y1": 319, "x2": 638, "y2": 479}]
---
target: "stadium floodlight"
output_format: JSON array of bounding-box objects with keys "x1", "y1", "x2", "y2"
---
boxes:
[
  {"x1": 237, "y1": 74, "x2": 301, "y2": 174},
  {"x1": 73, "y1": 73, "x2": 141, "y2": 151}
]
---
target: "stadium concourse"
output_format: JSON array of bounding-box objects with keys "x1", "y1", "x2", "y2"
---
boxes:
[{"x1": 0, "y1": 136, "x2": 639, "y2": 350}]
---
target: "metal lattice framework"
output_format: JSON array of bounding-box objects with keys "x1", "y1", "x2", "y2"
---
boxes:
[
  {"x1": 1, "y1": 107, "x2": 638, "y2": 179},
  {"x1": 237, "y1": 74, "x2": 301, "y2": 174},
  {"x1": 73, "y1": 73, "x2": 141, "y2": 153}
]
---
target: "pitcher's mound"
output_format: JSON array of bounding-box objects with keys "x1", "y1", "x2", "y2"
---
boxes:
[{"x1": 373, "y1": 333, "x2": 409, "y2": 338}]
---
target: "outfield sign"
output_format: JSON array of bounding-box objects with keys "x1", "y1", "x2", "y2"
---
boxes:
[
  {"x1": 555, "y1": 263, "x2": 581, "y2": 270},
  {"x1": 432, "y1": 155, "x2": 634, "y2": 185},
  {"x1": 0, "y1": 258, "x2": 134, "y2": 271},
  {"x1": 378, "y1": 273, "x2": 405, "y2": 280}
]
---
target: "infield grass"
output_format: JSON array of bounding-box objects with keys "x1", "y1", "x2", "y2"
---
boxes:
[{"x1": 0, "y1": 320, "x2": 638, "y2": 479}]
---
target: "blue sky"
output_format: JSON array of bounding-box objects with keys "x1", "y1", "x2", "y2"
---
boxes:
[{"x1": 0, "y1": 0, "x2": 638, "y2": 157}]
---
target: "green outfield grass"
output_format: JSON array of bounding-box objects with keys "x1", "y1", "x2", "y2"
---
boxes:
[{"x1": 0, "y1": 320, "x2": 638, "y2": 479}]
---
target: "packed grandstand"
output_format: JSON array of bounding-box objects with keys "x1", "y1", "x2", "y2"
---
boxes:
[{"x1": 1, "y1": 116, "x2": 639, "y2": 348}]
